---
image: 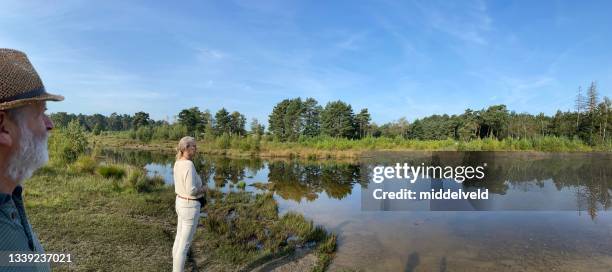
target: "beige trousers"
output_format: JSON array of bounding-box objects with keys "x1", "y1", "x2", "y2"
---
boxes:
[{"x1": 172, "y1": 197, "x2": 201, "y2": 272}]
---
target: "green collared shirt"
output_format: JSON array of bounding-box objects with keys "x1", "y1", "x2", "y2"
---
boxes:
[{"x1": 0, "y1": 186, "x2": 50, "y2": 272}]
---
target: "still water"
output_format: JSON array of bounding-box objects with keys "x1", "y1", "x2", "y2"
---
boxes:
[{"x1": 103, "y1": 150, "x2": 612, "y2": 271}]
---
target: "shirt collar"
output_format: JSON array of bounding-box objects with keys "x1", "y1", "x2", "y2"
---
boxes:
[{"x1": 0, "y1": 185, "x2": 23, "y2": 206}]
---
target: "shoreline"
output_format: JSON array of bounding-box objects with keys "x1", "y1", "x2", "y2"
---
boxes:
[
  {"x1": 94, "y1": 134, "x2": 612, "y2": 160},
  {"x1": 28, "y1": 160, "x2": 336, "y2": 271}
]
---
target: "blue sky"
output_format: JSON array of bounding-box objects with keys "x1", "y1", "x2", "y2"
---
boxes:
[{"x1": 1, "y1": 0, "x2": 611, "y2": 124}]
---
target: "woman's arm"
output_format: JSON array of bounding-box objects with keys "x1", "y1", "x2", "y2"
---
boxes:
[{"x1": 182, "y1": 162, "x2": 201, "y2": 197}]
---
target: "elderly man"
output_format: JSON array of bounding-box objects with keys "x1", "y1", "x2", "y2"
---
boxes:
[{"x1": 0, "y1": 49, "x2": 63, "y2": 270}]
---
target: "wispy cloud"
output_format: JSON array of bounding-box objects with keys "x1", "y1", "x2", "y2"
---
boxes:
[
  {"x1": 335, "y1": 31, "x2": 369, "y2": 51},
  {"x1": 1, "y1": 0, "x2": 610, "y2": 123},
  {"x1": 195, "y1": 47, "x2": 227, "y2": 63},
  {"x1": 413, "y1": 0, "x2": 492, "y2": 45}
]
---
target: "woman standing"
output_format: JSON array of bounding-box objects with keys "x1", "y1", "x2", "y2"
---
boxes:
[{"x1": 172, "y1": 136, "x2": 205, "y2": 272}]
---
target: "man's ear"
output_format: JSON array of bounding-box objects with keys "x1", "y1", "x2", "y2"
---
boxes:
[{"x1": 0, "y1": 111, "x2": 13, "y2": 147}]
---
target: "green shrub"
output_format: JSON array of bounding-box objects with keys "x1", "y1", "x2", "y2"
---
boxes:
[
  {"x1": 152, "y1": 125, "x2": 170, "y2": 140},
  {"x1": 97, "y1": 165, "x2": 126, "y2": 179},
  {"x1": 318, "y1": 234, "x2": 336, "y2": 254},
  {"x1": 49, "y1": 119, "x2": 89, "y2": 164},
  {"x1": 129, "y1": 126, "x2": 154, "y2": 142},
  {"x1": 216, "y1": 133, "x2": 231, "y2": 149},
  {"x1": 71, "y1": 156, "x2": 98, "y2": 174},
  {"x1": 168, "y1": 124, "x2": 188, "y2": 141},
  {"x1": 125, "y1": 167, "x2": 145, "y2": 188}
]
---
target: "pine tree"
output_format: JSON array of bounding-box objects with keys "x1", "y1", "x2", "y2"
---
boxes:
[
  {"x1": 214, "y1": 108, "x2": 231, "y2": 136},
  {"x1": 229, "y1": 111, "x2": 246, "y2": 136},
  {"x1": 268, "y1": 98, "x2": 303, "y2": 141},
  {"x1": 302, "y1": 98, "x2": 321, "y2": 137},
  {"x1": 177, "y1": 107, "x2": 202, "y2": 136},
  {"x1": 132, "y1": 111, "x2": 150, "y2": 129},
  {"x1": 320, "y1": 100, "x2": 355, "y2": 138},
  {"x1": 355, "y1": 108, "x2": 371, "y2": 138}
]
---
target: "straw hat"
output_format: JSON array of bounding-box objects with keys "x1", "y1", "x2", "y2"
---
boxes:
[{"x1": 0, "y1": 48, "x2": 63, "y2": 110}]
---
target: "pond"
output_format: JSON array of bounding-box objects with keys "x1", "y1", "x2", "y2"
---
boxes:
[{"x1": 102, "y1": 149, "x2": 612, "y2": 271}]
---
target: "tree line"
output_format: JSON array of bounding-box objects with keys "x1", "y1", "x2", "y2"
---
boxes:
[{"x1": 50, "y1": 81, "x2": 611, "y2": 145}]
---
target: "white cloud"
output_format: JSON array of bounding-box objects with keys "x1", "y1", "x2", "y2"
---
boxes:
[{"x1": 414, "y1": 0, "x2": 492, "y2": 45}]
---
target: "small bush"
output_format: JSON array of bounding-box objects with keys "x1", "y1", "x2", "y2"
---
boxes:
[
  {"x1": 130, "y1": 126, "x2": 154, "y2": 143},
  {"x1": 125, "y1": 167, "x2": 145, "y2": 188},
  {"x1": 317, "y1": 234, "x2": 336, "y2": 254},
  {"x1": 71, "y1": 156, "x2": 98, "y2": 174},
  {"x1": 48, "y1": 119, "x2": 89, "y2": 164},
  {"x1": 216, "y1": 134, "x2": 231, "y2": 149},
  {"x1": 97, "y1": 165, "x2": 126, "y2": 179}
]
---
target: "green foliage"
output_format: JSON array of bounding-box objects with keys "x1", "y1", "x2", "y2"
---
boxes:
[
  {"x1": 230, "y1": 111, "x2": 247, "y2": 136},
  {"x1": 97, "y1": 165, "x2": 126, "y2": 179},
  {"x1": 70, "y1": 155, "x2": 98, "y2": 174},
  {"x1": 26, "y1": 163, "x2": 177, "y2": 271},
  {"x1": 320, "y1": 100, "x2": 355, "y2": 138},
  {"x1": 28, "y1": 160, "x2": 335, "y2": 271},
  {"x1": 354, "y1": 108, "x2": 371, "y2": 138},
  {"x1": 302, "y1": 98, "x2": 322, "y2": 137},
  {"x1": 152, "y1": 124, "x2": 187, "y2": 141},
  {"x1": 215, "y1": 108, "x2": 232, "y2": 136},
  {"x1": 92, "y1": 124, "x2": 102, "y2": 135},
  {"x1": 135, "y1": 175, "x2": 165, "y2": 193},
  {"x1": 456, "y1": 136, "x2": 591, "y2": 152},
  {"x1": 216, "y1": 133, "x2": 231, "y2": 149},
  {"x1": 49, "y1": 119, "x2": 89, "y2": 164},
  {"x1": 200, "y1": 191, "x2": 335, "y2": 269},
  {"x1": 132, "y1": 111, "x2": 150, "y2": 129},
  {"x1": 269, "y1": 98, "x2": 304, "y2": 141},
  {"x1": 480, "y1": 104, "x2": 509, "y2": 138},
  {"x1": 129, "y1": 126, "x2": 153, "y2": 142},
  {"x1": 178, "y1": 107, "x2": 203, "y2": 135},
  {"x1": 52, "y1": 87, "x2": 612, "y2": 149},
  {"x1": 125, "y1": 167, "x2": 145, "y2": 189},
  {"x1": 250, "y1": 118, "x2": 265, "y2": 136}
]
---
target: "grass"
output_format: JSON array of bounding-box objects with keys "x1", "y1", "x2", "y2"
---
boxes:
[
  {"x1": 26, "y1": 165, "x2": 175, "y2": 271},
  {"x1": 95, "y1": 133, "x2": 611, "y2": 160},
  {"x1": 26, "y1": 158, "x2": 336, "y2": 271},
  {"x1": 97, "y1": 164, "x2": 126, "y2": 179},
  {"x1": 198, "y1": 192, "x2": 336, "y2": 271},
  {"x1": 69, "y1": 155, "x2": 98, "y2": 174}
]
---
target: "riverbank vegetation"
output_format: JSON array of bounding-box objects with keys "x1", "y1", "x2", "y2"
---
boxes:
[
  {"x1": 50, "y1": 82, "x2": 611, "y2": 154},
  {"x1": 94, "y1": 132, "x2": 605, "y2": 161},
  {"x1": 26, "y1": 122, "x2": 336, "y2": 271}
]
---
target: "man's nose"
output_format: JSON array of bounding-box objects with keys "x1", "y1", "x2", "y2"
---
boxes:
[{"x1": 43, "y1": 115, "x2": 54, "y2": 131}]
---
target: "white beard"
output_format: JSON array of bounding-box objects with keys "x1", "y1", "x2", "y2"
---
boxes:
[{"x1": 7, "y1": 124, "x2": 49, "y2": 185}]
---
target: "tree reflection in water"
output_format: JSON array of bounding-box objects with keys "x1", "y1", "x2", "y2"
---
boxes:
[
  {"x1": 267, "y1": 161, "x2": 362, "y2": 202},
  {"x1": 102, "y1": 149, "x2": 610, "y2": 218}
]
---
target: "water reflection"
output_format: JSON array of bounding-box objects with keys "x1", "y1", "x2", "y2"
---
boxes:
[
  {"x1": 363, "y1": 152, "x2": 611, "y2": 217},
  {"x1": 267, "y1": 161, "x2": 363, "y2": 202},
  {"x1": 101, "y1": 149, "x2": 612, "y2": 270},
  {"x1": 102, "y1": 149, "x2": 611, "y2": 218}
]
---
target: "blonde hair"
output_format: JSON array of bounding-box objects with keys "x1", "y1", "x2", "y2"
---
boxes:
[{"x1": 176, "y1": 136, "x2": 196, "y2": 160}]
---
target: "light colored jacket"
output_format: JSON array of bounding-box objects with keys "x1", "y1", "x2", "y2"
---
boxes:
[{"x1": 173, "y1": 160, "x2": 203, "y2": 199}]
